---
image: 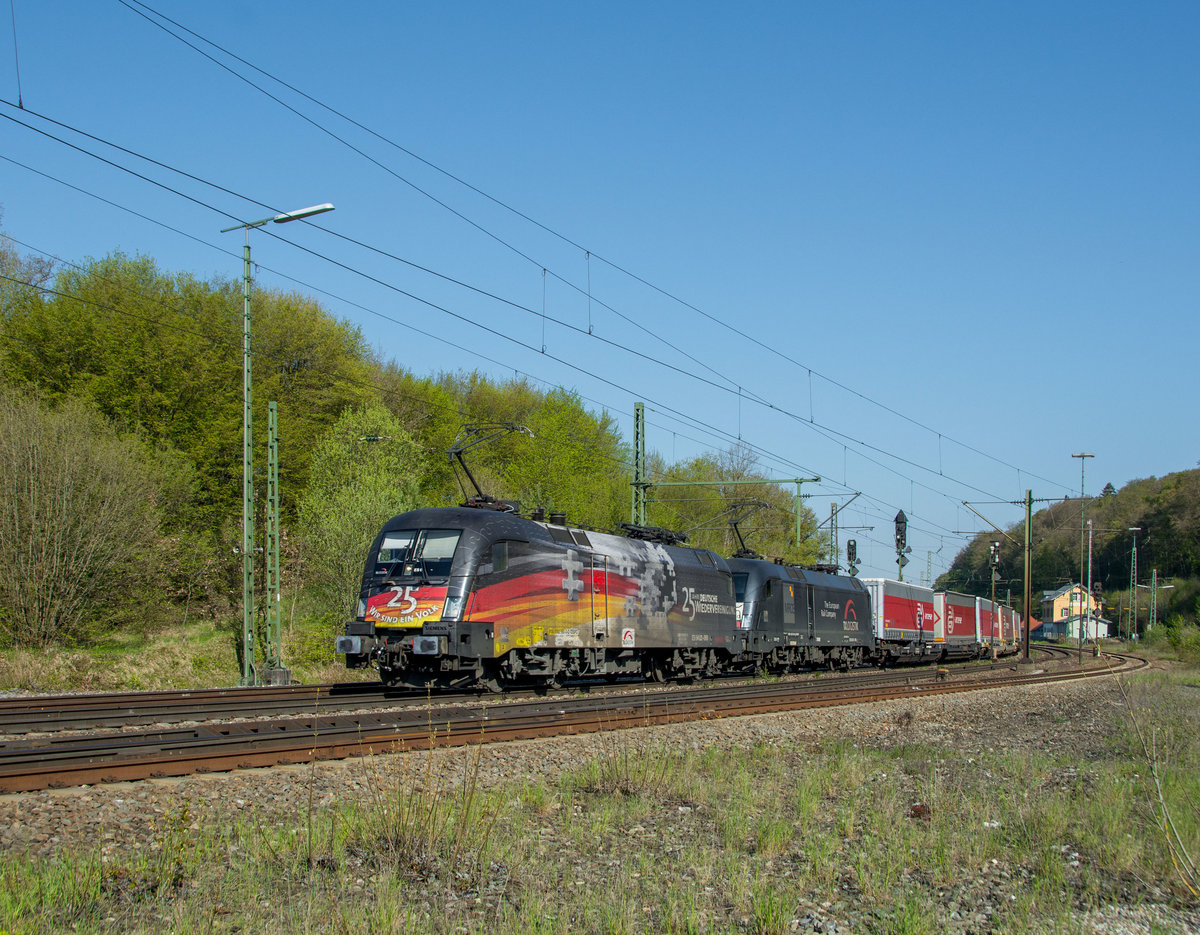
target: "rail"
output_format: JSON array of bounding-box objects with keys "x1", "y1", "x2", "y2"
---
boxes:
[{"x1": 0, "y1": 650, "x2": 1143, "y2": 793}]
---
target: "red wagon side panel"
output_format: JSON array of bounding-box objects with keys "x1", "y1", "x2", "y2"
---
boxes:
[
  {"x1": 861, "y1": 578, "x2": 939, "y2": 659},
  {"x1": 936, "y1": 591, "x2": 979, "y2": 648}
]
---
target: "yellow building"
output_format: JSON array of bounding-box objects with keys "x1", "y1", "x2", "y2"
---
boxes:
[{"x1": 1039, "y1": 583, "x2": 1108, "y2": 638}]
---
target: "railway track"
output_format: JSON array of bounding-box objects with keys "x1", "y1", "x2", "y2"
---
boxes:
[
  {"x1": 0, "y1": 647, "x2": 1049, "y2": 735},
  {"x1": 0, "y1": 649, "x2": 1142, "y2": 794},
  {"x1": 0, "y1": 681, "x2": 432, "y2": 734},
  {"x1": 0, "y1": 646, "x2": 1064, "y2": 737}
]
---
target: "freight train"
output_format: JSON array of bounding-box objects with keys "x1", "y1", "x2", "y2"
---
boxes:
[{"x1": 336, "y1": 505, "x2": 1022, "y2": 689}]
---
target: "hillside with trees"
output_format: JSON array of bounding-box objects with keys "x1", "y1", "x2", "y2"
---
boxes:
[
  {"x1": 937, "y1": 469, "x2": 1200, "y2": 634},
  {"x1": 0, "y1": 229, "x2": 819, "y2": 674}
]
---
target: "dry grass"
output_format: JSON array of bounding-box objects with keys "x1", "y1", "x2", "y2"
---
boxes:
[
  {"x1": 0, "y1": 615, "x2": 375, "y2": 692},
  {"x1": 1, "y1": 668, "x2": 1198, "y2": 932}
]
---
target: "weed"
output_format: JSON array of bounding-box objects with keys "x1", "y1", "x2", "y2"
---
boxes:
[
  {"x1": 752, "y1": 813, "x2": 792, "y2": 858},
  {"x1": 349, "y1": 743, "x2": 509, "y2": 893},
  {"x1": 749, "y1": 877, "x2": 791, "y2": 934},
  {"x1": 869, "y1": 895, "x2": 935, "y2": 935},
  {"x1": 1111, "y1": 669, "x2": 1200, "y2": 899}
]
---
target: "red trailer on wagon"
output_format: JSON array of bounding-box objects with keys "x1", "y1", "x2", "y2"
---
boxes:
[
  {"x1": 934, "y1": 590, "x2": 981, "y2": 658},
  {"x1": 860, "y1": 578, "x2": 939, "y2": 664}
]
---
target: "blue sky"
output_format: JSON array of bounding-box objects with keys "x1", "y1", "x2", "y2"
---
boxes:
[{"x1": 2, "y1": 1, "x2": 1197, "y2": 581}]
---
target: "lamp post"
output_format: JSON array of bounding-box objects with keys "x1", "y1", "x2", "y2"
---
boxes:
[
  {"x1": 1071, "y1": 452, "x2": 1093, "y2": 664},
  {"x1": 221, "y1": 203, "x2": 334, "y2": 686}
]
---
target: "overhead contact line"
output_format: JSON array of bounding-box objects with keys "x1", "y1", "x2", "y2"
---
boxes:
[{"x1": 116, "y1": 0, "x2": 1067, "y2": 494}]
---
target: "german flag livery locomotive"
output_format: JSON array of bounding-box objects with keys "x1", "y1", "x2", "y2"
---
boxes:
[{"x1": 337, "y1": 507, "x2": 740, "y2": 688}]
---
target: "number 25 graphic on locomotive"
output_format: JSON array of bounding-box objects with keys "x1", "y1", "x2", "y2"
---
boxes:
[{"x1": 385, "y1": 587, "x2": 419, "y2": 615}]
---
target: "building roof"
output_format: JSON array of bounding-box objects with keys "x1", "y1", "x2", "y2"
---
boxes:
[{"x1": 1041, "y1": 583, "x2": 1081, "y2": 601}]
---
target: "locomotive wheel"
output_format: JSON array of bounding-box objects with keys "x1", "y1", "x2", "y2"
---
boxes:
[
  {"x1": 480, "y1": 663, "x2": 505, "y2": 694},
  {"x1": 645, "y1": 656, "x2": 667, "y2": 683},
  {"x1": 533, "y1": 670, "x2": 566, "y2": 694}
]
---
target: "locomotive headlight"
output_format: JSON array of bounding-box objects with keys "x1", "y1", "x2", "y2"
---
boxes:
[{"x1": 442, "y1": 595, "x2": 465, "y2": 622}]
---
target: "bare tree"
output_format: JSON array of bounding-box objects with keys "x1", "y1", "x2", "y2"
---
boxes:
[
  {"x1": 0, "y1": 392, "x2": 160, "y2": 647},
  {"x1": 0, "y1": 219, "x2": 54, "y2": 322}
]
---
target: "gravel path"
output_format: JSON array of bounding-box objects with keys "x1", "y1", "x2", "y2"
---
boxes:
[{"x1": 1, "y1": 673, "x2": 1195, "y2": 934}]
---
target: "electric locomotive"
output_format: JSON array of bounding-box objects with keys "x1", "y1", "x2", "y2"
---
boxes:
[
  {"x1": 337, "y1": 506, "x2": 1021, "y2": 688},
  {"x1": 727, "y1": 557, "x2": 872, "y2": 670},
  {"x1": 337, "y1": 506, "x2": 740, "y2": 689}
]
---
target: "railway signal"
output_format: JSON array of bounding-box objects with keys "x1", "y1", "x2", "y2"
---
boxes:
[
  {"x1": 894, "y1": 511, "x2": 910, "y2": 580},
  {"x1": 846, "y1": 539, "x2": 858, "y2": 576}
]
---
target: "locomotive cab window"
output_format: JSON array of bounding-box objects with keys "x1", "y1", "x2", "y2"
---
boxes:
[
  {"x1": 491, "y1": 541, "x2": 509, "y2": 574},
  {"x1": 375, "y1": 531, "x2": 416, "y2": 576},
  {"x1": 373, "y1": 529, "x2": 460, "y2": 582},
  {"x1": 415, "y1": 530, "x2": 460, "y2": 578},
  {"x1": 732, "y1": 573, "x2": 748, "y2": 603}
]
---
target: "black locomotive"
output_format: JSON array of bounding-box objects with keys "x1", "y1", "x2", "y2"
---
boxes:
[{"x1": 337, "y1": 505, "x2": 887, "y2": 689}]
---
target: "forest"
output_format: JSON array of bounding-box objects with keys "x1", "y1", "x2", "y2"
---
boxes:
[
  {"x1": 0, "y1": 232, "x2": 821, "y2": 666},
  {"x1": 937, "y1": 469, "x2": 1200, "y2": 634},
  {"x1": 2, "y1": 228, "x2": 1196, "y2": 678}
]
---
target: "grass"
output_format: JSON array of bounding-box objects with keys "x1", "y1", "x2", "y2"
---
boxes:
[
  {"x1": 0, "y1": 612, "x2": 373, "y2": 692},
  {"x1": 6, "y1": 671, "x2": 1198, "y2": 935},
  {"x1": 1, "y1": 651, "x2": 1198, "y2": 931}
]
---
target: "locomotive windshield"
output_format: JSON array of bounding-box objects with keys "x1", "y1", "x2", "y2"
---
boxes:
[{"x1": 373, "y1": 529, "x2": 461, "y2": 583}]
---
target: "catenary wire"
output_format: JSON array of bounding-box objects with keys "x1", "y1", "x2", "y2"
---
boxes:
[
  {"x1": 2, "y1": 99, "x2": 1030, "y2": 510},
  {"x1": 2, "y1": 111, "x2": 1020, "y2": 549},
  {"x1": 118, "y1": 0, "x2": 1069, "y2": 493}
]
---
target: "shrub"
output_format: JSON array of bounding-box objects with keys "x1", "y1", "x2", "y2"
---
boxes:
[{"x1": 0, "y1": 392, "x2": 162, "y2": 648}]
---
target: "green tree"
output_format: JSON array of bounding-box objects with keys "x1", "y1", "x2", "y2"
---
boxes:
[
  {"x1": 1, "y1": 252, "x2": 376, "y2": 531},
  {"x1": 650, "y1": 446, "x2": 823, "y2": 563},
  {"x1": 501, "y1": 388, "x2": 628, "y2": 529},
  {"x1": 298, "y1": 405, "x2": 424, "y2": 620},
  {"x1": 0, "y1": 392, "x2": 162, "y2": 648},
  {"x1": 432, "y1": 373, "x2": 630, "y2": 526}
]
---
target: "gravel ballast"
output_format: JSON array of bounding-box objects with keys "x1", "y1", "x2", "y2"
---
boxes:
[{"x1": 1, "y1": 673, "x2": 1196, "y2": 934}]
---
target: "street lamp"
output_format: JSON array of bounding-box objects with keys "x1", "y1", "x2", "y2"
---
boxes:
[
  {"x1": 221, "y1": 203, "x2": 334, "y2": 686},
  {"x1": 1071, "y1": 452, "x2": 1093, "y2": 664}
]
